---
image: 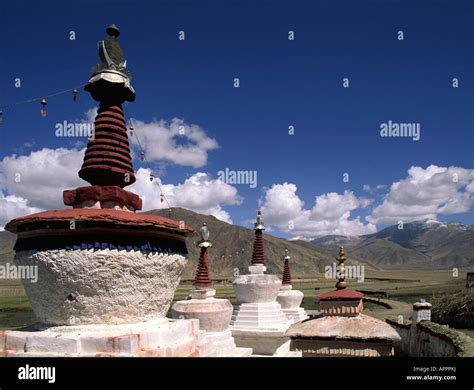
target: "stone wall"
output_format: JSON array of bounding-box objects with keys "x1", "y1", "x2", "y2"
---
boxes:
[
  {"x1": 291, "y1": 338, "x2": 394, "y2": 357},
  {"x1": 386, "y1": 317, "x2": 474, "y2": 357}
]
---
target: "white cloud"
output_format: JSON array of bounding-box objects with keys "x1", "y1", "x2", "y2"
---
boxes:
[
  {"x1": 258, "y1": 183, "x2": 303, "y2": 225},
  {"x1": 311, "y1": 191, "x2": 373, "y2": 220},
  {"x1": 0, "y1": 192, "x2": 42, "y2": 230},
  {"x1": 367, "y1": 165, "x2": 474, "y2": 224},
  {"x1": 130, "y1": 118, "x2": 219, "y2": 168},
  {"x1": 362, "y1": 184, "x2": 387, "y2": 193},
  {"x1": 0, "y1": 109, "x2": 229, "y2": 227},
  {"x1": 0, "y1": 146, "x2": 241, "y2": 226},
  {"x1": 260, "y1": 183, "x2": 376, "y2": 239},
  {"x1": 129, "y1": 169, "x2": 242, "y2": 223},
  {"x1": 0, "y1": 147, "x2": 85, "y2": 211},
  {"x1": 84, "y1": 107, "x2": 97, "y2": 124}
]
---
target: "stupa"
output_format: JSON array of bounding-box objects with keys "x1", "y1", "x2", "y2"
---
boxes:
[
  {"x1": 276, "y1": 249, "x2": 308, "y2": 324},
  {"x1": 287, "y1": 246, "x2": 401, "y2": 357},
  {"x1": 171, "y1": 224, "x2": 252, "y2": 357},
  {"x1": 1, "y1": 25, "x2": 213, "y2": 357},
  {"x1": 229, "y1": 211, "x2": 299, "y2": 357}
]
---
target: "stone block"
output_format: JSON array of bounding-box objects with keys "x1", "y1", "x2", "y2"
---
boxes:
[
  {"x1": 80, "y1": 334, "x2": 139, "y2": 354},
  {"x1": 165, "y1": 337, "x2": 197, "y2": 357},
  {"x1": 4, "y1": 333, "x2": 27, "y2": 352},
  {"x1": 25, "y1": 334, "x2": 80, "y2": 354}
]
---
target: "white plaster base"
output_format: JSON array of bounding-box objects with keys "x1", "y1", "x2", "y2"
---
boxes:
[
  {"x1": 233, "y1": 268, "x2": 282, "y2": 304},
  {"x1": 15, "y1": 248, "x2": 187, "y2": 325},
  {"x1": 171, "y1": 293, "x2": 233, "y2": 332},
  {"x1": 205, "y1": 329, "x2": 252, "y2": 357},
  {"x1": 171, "y1": 290, "x2": 251, "y2": 356},
  {"x1": 277, "y1": 288, "x2": 308, "y2": 324},
  {"x1": 229, "y1": 302, "x2": 293, "y2": 356},
  {"x1": 230, "y1": 302, "x2": 289, "y2": 329},
  {"x1": 0, "y1": 318, "x2": 214, "y2": 357},
  {"x1": 282, "y1": 307, "x2": 309, "y2": 324}
]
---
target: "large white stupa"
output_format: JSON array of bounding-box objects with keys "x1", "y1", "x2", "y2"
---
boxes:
[{"x1": 229, "y1": 211, "x2": 300, "y2": 357}]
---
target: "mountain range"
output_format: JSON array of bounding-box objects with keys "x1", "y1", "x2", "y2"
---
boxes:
[
  {"x1": 311, "y1": 219, "x2": 474, "y2": 269},
  {"x1": 149, "y1": 208, "x2": 373, "y2": 279},
  {"x1": 0, "y1": 211, "x2": 472, "y2": 279}
]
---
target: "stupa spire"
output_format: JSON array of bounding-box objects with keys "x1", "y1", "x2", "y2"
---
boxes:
[
  {"x1": 251, "y1": 211, "x2": 265, "y2": 265},
  {"x1": 193, "y1": 223, "x2": 213, "y2": 288},
  {"x1": 336, "y1": 246, "x2": 347, "y2": 290},
  {"x1": 282, "y1": 248, "x2": 292, "y2": 285},
  {"x1": 79, "y1": 24, "x2": 136, "y2": 188}
]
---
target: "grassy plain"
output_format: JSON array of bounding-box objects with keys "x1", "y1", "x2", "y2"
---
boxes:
[{"x1": 0, "y1": 268, "x2": 471, "y2": 330}]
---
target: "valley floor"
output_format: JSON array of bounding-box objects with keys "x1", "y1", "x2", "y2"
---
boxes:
[{"x1": 1, "y1": 268, "x2": 472, "y2": 339}]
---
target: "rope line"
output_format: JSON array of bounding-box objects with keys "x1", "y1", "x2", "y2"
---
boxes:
[
  {"x1": 0, "y1": 84, "x2": 87, "y2": 111},
  {"x1": 123, "y1": 103, "x2": 174, "y2": 216},
  {"x1": 0, "y1": 86, "x2": 174, "y2": 217}
]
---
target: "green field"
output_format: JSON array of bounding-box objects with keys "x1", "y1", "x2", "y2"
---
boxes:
[
  {"x1": 0, "y1": 269, "x2": 471, "y2": 330},
  {"x1": 0, "y1": 295, "x2": 35, "y2": 330}
]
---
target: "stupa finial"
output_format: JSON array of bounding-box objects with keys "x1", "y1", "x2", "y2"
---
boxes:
[
  {"x1": 251, "y1": 211, "x2": 265, "y2": 265},
  {"x1": 194, "y1": 223, "x2": 213, "y2": 288},
  {"x1": 254, "y1": 210, "x2": 265, "y2": 230},
  {"x1": 282, "y1": 248, "x2": 292, "y2": 285},
  {"x1": 79, "y1": 25, "x2": 137, "y2": 188},
  {"x1": 336, "y1": 246, "x2": 347, "y2": 290},
  {"x1": 199, "y1": 222, "x2": 211, "y2": 245},
  {"x1": 106, "y1": 24, "x2": 120, "y2": 37}
]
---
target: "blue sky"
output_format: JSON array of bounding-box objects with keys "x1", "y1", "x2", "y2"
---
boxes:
[{"x1": 0, "y1": 0, "x2": 473, "y2": 238}]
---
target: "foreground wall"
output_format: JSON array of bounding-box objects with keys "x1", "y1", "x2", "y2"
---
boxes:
[{"x1": 386, "y1": 318, "x2": 474, "y2": 357}]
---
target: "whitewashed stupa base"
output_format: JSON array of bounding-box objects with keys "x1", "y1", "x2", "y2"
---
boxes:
[
  {"x1": 277, "y1": 287, "x2": 309, "y2": 324},
  {"x1": 15, "y1": 248, "x2": 187, "y2": 325},
  {"x1": 282, "y1": 307, "x2": 309, "y2": 324},
  {"x1": 0, "y1": 318, "x2": 215, "y2": 357},
  {"x1": 205, "y1": 329, "x2": 252, "y2": 357},
  {"x1": 230, "y1": 302, "x2": 297, "y2": 356},
  {"x1": 171, "y1": 288, "x2": 252, "y2": 357}
]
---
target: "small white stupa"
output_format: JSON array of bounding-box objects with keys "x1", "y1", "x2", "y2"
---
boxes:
[
  {"x1": 171, "y1": 223, "x2": 252, "y2": 357},
  {"x1": 276, "y1": 249, "x2": 309, "y2": 324},
  {"x1": 229, "y1": 211, "x2": 300, "y2": 357}
]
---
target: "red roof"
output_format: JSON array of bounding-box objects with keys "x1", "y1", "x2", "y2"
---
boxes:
[
  {"x1": 319, "y1": 289, "x2": 364, "y2": 300},
  {"x1": 63, "y1": 185, "x2": 142, "y2": 210},
  {"x1": 5, "y1": 208, "x2": 194, "y2": 235}
]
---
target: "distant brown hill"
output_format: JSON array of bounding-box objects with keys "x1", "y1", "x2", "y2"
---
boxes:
[
  {"x1": 0, "y1": 208, "x2": 363, "y2": 280},
  {"x1": 148, "y1": 208, "x2": 369, "y2": 279},
  {"x1": 4, "y1": 210, "x2": 468, "y2": 277},
  {"x1": 0, "y1": 230, "x2": 16, "y2": 269}
]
